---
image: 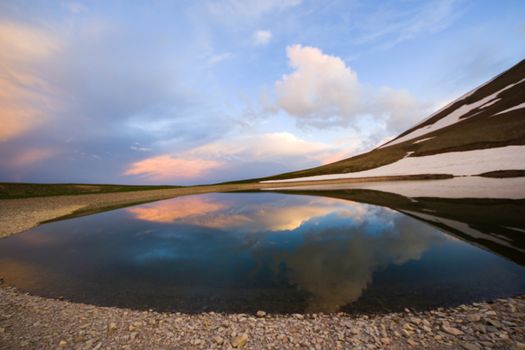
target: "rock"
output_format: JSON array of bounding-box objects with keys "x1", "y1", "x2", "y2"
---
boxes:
[
  {"x1": 293, "y1": 314, "x2": 304, "y2": 320},
  {"x1": 58, "y1": 340, "x2": 67, "y2": 347},
  {"x1": 462, "y1": 343, "x2": 481, "y2": 350},
  {"x1": 256, "y1": 310, "x2": 266, "y2": 318},
  {"x1": 486, "y1": 319, "x2": 502, "y2": 328},
  {"x1": 380, "y1": 337, "x2": 391, "y2": 345},
  {"x1": 422, "y1": 325, "x2": 432, "y2": 333},
  {"x1": 213, "y1": 336, "x2": 224, "y2": 345},
  {"x1": 512, "y1": 342, "x2": 525, "y2": 350},
  {"x1": 442, "y1": 325, "x2": 464, "y2": 336},
  {"x1": 467, "y1": 314, "x2": 481, "y2": 322},
  {"x1": 407, "y1": 339, "x2": 418, "y2": 347},
  {"x1": 108, "y1": 322, "x2": 117, "y2": 332},
  {"x1": 231, "y1": 334, "x2": 248, "y2": 348}
]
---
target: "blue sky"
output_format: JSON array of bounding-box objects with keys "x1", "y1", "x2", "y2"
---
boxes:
[{"x1": 1, "y1": 0, "x2": 524, "y2": 185}]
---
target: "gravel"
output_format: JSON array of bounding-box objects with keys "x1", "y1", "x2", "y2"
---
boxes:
[{"x1": 1, "y1": 284, "x2": 524, "y2": 350}]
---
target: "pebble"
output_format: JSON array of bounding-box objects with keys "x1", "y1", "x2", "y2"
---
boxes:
[
  {"x1": 442, "y1": 325, "x2": 464, "y2": 336},
  {"x1": 0, "y1": 284, "x2": 523, "y2": 349},
  {"x1": 256, "y1": 310, "x2": 266, "y2": 318},
  {"x1": 231, "y1": 334, "x2": 249, "y2": 348}
]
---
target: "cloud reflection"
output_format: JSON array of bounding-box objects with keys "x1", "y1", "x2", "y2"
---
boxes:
[
  {"x1": 127, "y1": 194, "x2": 366, "y2": 232},
  {"x1": 127, "y1": 193, "x2": 443, "y2": 312},
  {"x1": 279, "y1": 213, "x2": 442, "y2": 312}
]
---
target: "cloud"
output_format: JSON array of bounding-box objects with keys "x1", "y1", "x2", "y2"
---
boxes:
[
  {"x1": 11, "y1": 148, "x2": 58, "y2": 167},
  {"x1": 124, "y1": 155, "x2": 222, "y2": 181},
  {"x1": 353, "y1": 0, "x2": 463, "y2": 49},
  {"x1": 271, "y1": 45, "x2": 428, "y2": 132},
  {"x1": 253, "y1": 30, "x2": 272, "y2": 46},
  {"x1": 123, "y1": 132, "x2": 362, "y2": 183},
  {"x1": 0, "y1": 22, "x2": 62, "y2": 141},
  {"x1": 208, "y1": 0, "x2": 302, "y2": 22}
]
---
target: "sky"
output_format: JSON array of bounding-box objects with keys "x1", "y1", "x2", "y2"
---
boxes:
[{"x1": 1, "y1": 0, "x2": 524, "y2": 185}]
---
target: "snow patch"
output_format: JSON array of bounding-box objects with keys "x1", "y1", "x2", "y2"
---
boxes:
[
  {"x1": 263, "y1": 177, "x2": 525, "y2": 199},
  {"x1": 413, "y1": 137, "x2": 435, "y2": 144},
  {"x1": 381, "y1": 78, "x2": 525, "y2": 147},
  {"x1": 262, "y1": 145, "x2": 525, "y2": 183}
]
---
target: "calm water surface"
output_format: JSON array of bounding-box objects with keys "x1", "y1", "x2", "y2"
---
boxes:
[{"x1": 1, "y1": 192, "x2": 524, "y2": 314}]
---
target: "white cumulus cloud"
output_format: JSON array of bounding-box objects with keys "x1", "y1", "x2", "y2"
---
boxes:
[{"x1": 271, "y1": 45, "x2": 429, "y2": 133}]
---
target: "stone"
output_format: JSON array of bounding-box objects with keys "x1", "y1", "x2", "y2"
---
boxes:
[
  {"x1": 512, "y1": 342, "x2": 525, "y2": 350},
  {"x1": 256, "y1": 310, "x2": 266, "y2": 318},
  {"x1": 442, "y1": 325, "x2": 463, "y2": 336},
  {"x1": 213, "y1": 336, "x2": 224, "y2": 345},
  {"x1": 59, "y1": 340, "x2": 67, "y2": 347},
  {"x1": 108, "y1": 322, "x2": 117, "y2": 332},
  {"x1": 467, "y1": 314, "x2": 481, "y2": 322},
  {"x1": 380, "y1": 337, "x2": 391, "y2": 345},
  {"x1": 407, "y1": 339, "x2": 418, "y2": 347},
  {"x1": 486, "y1": 319, "x2": 502, "y2": 328},
  {"x1": 231, "y1": 334, "x2": 248, "y2": 348},
  {"x1": 462, "y1": 343, "x2": 481, "y2": 350}
]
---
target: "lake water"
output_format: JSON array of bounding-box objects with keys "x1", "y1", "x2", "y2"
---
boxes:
[{"x1": 1, "y1": 191, "x2": 524, "y2": 314}]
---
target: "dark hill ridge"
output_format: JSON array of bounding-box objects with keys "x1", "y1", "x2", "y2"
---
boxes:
[{"x1": 257, "y1": 59, "x2": 525, "y2": 182}]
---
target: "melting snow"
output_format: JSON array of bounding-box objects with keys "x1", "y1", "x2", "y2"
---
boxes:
[
  {"x1": 262, "y1": 145, "x2": 525, "y2": 183},
  {"x1": 263, "y1": 177, "x2": 525, "y2": 199},
  {"x1": 413, "y1": 137, "x2": 435, "y2": 144},
  {"x1": 494, "y1": 102, "x2": 525, "y2": 116},
  {"x1": 381, "y1": 78, "x2": 525, "y2": 148}
]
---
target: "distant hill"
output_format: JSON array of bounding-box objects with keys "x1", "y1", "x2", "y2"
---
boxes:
[{"x1": 260, "y1": 59, "x2": 525, "y2": 183}]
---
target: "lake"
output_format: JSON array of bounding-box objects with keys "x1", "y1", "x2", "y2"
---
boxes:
[{"x1": 1, "y1": 190, "x2": 524, "y2": 314}]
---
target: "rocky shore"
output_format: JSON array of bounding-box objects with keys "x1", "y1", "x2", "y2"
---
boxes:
[{"x1": 1, "y1": 284, "x2": 524, "y2": 350}]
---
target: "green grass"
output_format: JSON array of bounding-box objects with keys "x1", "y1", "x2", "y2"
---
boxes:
[{"x1": 0, "y1": 182, "x2": 180, "y2": 199}]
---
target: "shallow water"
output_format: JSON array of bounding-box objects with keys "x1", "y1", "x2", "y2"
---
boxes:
[{"x1": 1, "y1": 191, "x2": 524, "y2": 314}]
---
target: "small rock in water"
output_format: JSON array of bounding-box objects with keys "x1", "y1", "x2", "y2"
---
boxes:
[
  {"x1": 231, "y1": 334, "x2": 248, "y2": 348},
  {"x1": 256, "y1": 310, "x2": 266, "y2": 318}
]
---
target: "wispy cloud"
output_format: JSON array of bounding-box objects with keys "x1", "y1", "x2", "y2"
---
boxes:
[
  {"x1": 0, "y1": 22, "x2": 62, "y2": 141},
  {"x1": 253, "y1": 30, "x2": 272, "y2": 46},
  {"x1": 124, "y1": 155, "x2": 222, "y2": 181},
  {"x1": 353, "y1": 0, "x2": 463, "y2": 49},
  {"x1": 207, "y1": 0, "x2": 302, "y2": 22}
]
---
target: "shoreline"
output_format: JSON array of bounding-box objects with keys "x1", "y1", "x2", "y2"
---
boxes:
[
  {"x1": 0, "y1": 175, "x2": 453, "y2": 239},
  {"x1": 1, "y1": 284, "x2": 524, "y2": 349}
]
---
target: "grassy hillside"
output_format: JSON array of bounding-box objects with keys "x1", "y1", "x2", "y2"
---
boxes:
[
  {"x1": 0, "y1": 183, "x2": 180, "y2": 199},
  {"x1": 253, "y1": 59, "x2": 525, "y2": 182}
]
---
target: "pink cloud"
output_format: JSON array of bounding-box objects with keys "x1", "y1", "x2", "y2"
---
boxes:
[
  {"x1": 12, "y1": 148, "x2": 57, "y2": 167},
  {"x1": 124, "y1": 154, "x2": 222, "y2": 181}
]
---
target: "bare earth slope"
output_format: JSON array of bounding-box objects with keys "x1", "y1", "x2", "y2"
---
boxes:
[{"x1": 259, "y1": 59, "x2": 525, "y2": 183}]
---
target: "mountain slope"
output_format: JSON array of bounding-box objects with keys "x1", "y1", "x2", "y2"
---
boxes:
[{"x1": 259, "y1": 59, "x2": 525, "y2": 183}]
